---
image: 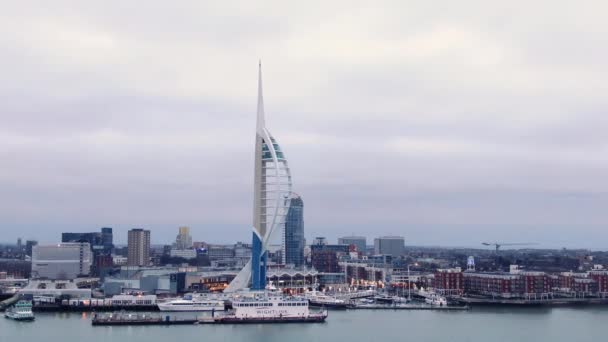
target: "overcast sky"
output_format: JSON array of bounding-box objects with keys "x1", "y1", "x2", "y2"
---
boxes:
[{"x1": 1, "y1": 1, "x2": 606, "y2": 248}]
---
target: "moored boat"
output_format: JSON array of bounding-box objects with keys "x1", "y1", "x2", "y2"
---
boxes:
[
  {"x1": 425, "y1": 293, "x2": 448, "y2": 306},
  {"x1": 4, "y1": 300, "x2": 35, "y2": 321},
  {"x1": 157, "y1": 293, "x2": 225, "y2": 312},
  {"x1": 218, "y1": 291, "x2": 327, "y2": 323},
  {"x1": 305, "y1": 291, "x2": 352, "y2": 309}
]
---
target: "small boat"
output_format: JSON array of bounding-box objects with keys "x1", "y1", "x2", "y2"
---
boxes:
[
  {"x1": 425, "y1": 293, "x2": 448, "y2": 306},
  {"x1": 374, "y1": 295, "x2": 408, "y2": 304},
  {"x1": 305, "y1": 291, "x2": 351, "y2": 309},
  {"x1": 4, "y1": 300, "x2": 35, "y2": 321},
  {"x1": 157, "y1": 293, "x2": 225, "y2": 312}
]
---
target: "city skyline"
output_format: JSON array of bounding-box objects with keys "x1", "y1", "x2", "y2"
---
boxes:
[{"x1": 1, "y1": 2, "x2": 607, "y2": 249}]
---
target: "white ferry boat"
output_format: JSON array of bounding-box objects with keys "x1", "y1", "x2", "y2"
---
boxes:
[
  {"x1": 4, "y1": 300, "x2": 35, "y2": 321},
  {"x1": 157, "y1": 293, "x2": 225, "y2": 312},
  {"x1": 219, "y1": 291, "x2": 327, "y2": 323}
]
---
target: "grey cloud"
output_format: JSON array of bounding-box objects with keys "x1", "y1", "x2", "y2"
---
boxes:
[{"x1": 0, "y1": 1, "x2": 607, "y2": 248}]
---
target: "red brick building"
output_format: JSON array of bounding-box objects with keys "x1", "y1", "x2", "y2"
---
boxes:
[
  {"x1": 434, "y1": 268, "x2": 464, "y2": 295},
  {"x1": 589, "y1": 271, "x2": 608, "y2": 294}
]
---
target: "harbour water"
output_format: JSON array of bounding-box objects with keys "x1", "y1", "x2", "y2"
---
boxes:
[{"x1": 2, "y1": 307, "x2": 608, "y2": 342}]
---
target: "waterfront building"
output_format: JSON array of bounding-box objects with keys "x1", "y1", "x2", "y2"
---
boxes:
[
  {"x1": 207, "y1": 245, "x2": 235, "y2": 260},
  {"x1": 589, "y1": 270, "x2": 608, "y2": 294},
  {"x1": 374, "y1": 236, "x2": 405, "y2": 257},
  {"x1": 226, "y1": 62, "x2": 293, "y2": 292},
  {"x1": 463, "y1": 271, "x2": 551, "y2": 298},
  {"x1": 283, "y1": 193, "x2": 305, "y2": 267},
  {"x1": 127, "y1": 228, "x2": 151, "y2": 266},
  {"x1": 341, "y1": 260, "x2": 387, "y2": 284},
  {"x1": 19, "y1": 279, "x2": 91, "y2": 298},
  {"x1": 311, "y1": 244, "x2": 349, "y2": 273},
  {"x1": 174, "y1": 226, "x2": 193, "y2": 250},
  {"x1": 434, "y1": 268, "x2": 464, "y2": 295},
  {"x1": 338, "y1": 236, "x2": 366, "y2": 253},
  {"x1": 31, "y1": 243, "x2": 91, "y2": 279}
]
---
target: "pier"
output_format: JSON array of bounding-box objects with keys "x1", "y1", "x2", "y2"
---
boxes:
[
  {"x1": 352, "y1": 303, "x2": 470, "y2": 310},
  {"x1": 92, "y1": 312, "x2": 197, "y2": 326},
  {"x1": 92, "y1": 311, "x2": 328, "y2": 326}
]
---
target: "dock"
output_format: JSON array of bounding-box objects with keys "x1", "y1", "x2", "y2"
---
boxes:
[
  {"x1": 460, "y1": 297, "x2": 608, "y2": 306},
  {"x1": 352, "y1": 303, "x2": 470, "y2": 310},
  {"x1": 92, "y1": 312, "x2": 198, "y2": 326},
  {"x1": 92, "y1": 312, "x2": 328, "y2": 326}
]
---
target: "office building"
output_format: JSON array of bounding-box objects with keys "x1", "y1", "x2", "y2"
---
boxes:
[
  {"x1": 25, "y1": 240, "x2": 38, "y2": 257},
  {"x1": 128, "y1": 229, "x2": 151, "y2": 266},
  {"x1": 283, "y1": 193, "x2": 305, "y2": 267},
  {"x1": 174, "y1": 226, "x2": 193, "y2": 250},
  {"x1": 338, "y1": 236, "x2": 367, "y2": 253},
  {"x1": 374, "y1": 236, "x2": 405, "y2": 257},
  {"x1": 101, "y1": 227, "x2": 114, "y2": 252},
  {"x1": 62, "y1": 228, "x2": 113, "y2": 275},
  {"x1": 31, "y1": 243, "x2": 91, "y2": 279},
  {"x1": 62, "y1": 232, "x2": 102, "y2": 246},
  {"x1": 227, "y1": 63, "x2": 293, "y2": 292},
  {"x1": 311, "y1": 244, "x2": 349, "y2": 273}
]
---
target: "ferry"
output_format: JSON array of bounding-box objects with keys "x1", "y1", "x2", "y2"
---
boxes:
[
  {"x1": 305, "y1": 291, "x2": 351, "y2": 309},
  {"x1": 218, "y1": 291, "x2": 327, "y2": 323},
  {"x1": 4, "y1": 300, "x2": 35, "y2": 321},
  {"x1": 157, "y1": 293, "x2": 225, "y2": 312}
]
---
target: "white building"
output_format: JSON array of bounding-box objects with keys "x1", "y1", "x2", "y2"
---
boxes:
[
  {"x1": 169, "y1": 249, "x2": 197, "y2": 259},
  {"x1": 31, "y1": 243, "x2": 92, "y2": 279}
]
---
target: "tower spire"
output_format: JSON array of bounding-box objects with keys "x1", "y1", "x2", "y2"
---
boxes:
[{"x1": 256, "y1": 60, "x2": 265, "y2": 133}]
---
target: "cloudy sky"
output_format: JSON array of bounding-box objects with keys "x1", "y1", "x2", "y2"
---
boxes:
[{"x1": 1, "y1": 1, "x2": 606, "y2": 248}]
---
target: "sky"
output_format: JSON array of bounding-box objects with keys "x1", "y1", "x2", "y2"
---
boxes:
[{"x1": 0, "y1": 1, "x2": 607, "y2": 248}]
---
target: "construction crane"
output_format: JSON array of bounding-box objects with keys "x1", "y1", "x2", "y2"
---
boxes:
[{"x1": 482, "y1": 242, "x2": 538, "y2": 252}]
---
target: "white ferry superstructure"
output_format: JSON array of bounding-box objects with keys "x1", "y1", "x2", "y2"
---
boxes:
[
  {"x1": 157, "y1": 293, "x2": 225, "y2": 312},
  {"x1": 220, "y1": 291, "x2": 327, "y2": 323}
]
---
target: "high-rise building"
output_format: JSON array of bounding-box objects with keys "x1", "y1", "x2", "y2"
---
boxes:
[
  {"x1": 338, "y1": 236, "x2": 367, "y2": 253},
  {"x1": 25, "y1": 240, "x2": 38, "y2": 257},
  {"x1": 374, "y1": 236, "x2": 405, "y2": 257},
  {"x1": 283, "y1": 193, "x2": 305, "y2": 267},
  {"x1": 226, "y1": 62, "x2": 293, "y2": 292},
  {"x1": 101, "y1": 227, "x2": 114, "y2": 252},
  {"x1": 127, "y1": 229, "x2": 151, "y2": 266},
  {"x1": 174, "y1": 226, "x2": 193, "y2": 250},
  {"x1": 62, "y1": 232, "x2": 103, "y2": 246},
  {"x1": 31, "y1": 243, "x2": 91, "y2": 279},
  {"x1": 16, "y1": 238, "x2": 22, "y2": 252}
]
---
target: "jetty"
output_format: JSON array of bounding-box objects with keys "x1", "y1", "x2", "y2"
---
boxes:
[
  {"x1": 352, "y1": 303, "x2": 470, "y2": 310},
  {"x1": 92, "y1": 312, "x2": 197, "y2": 326}
]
